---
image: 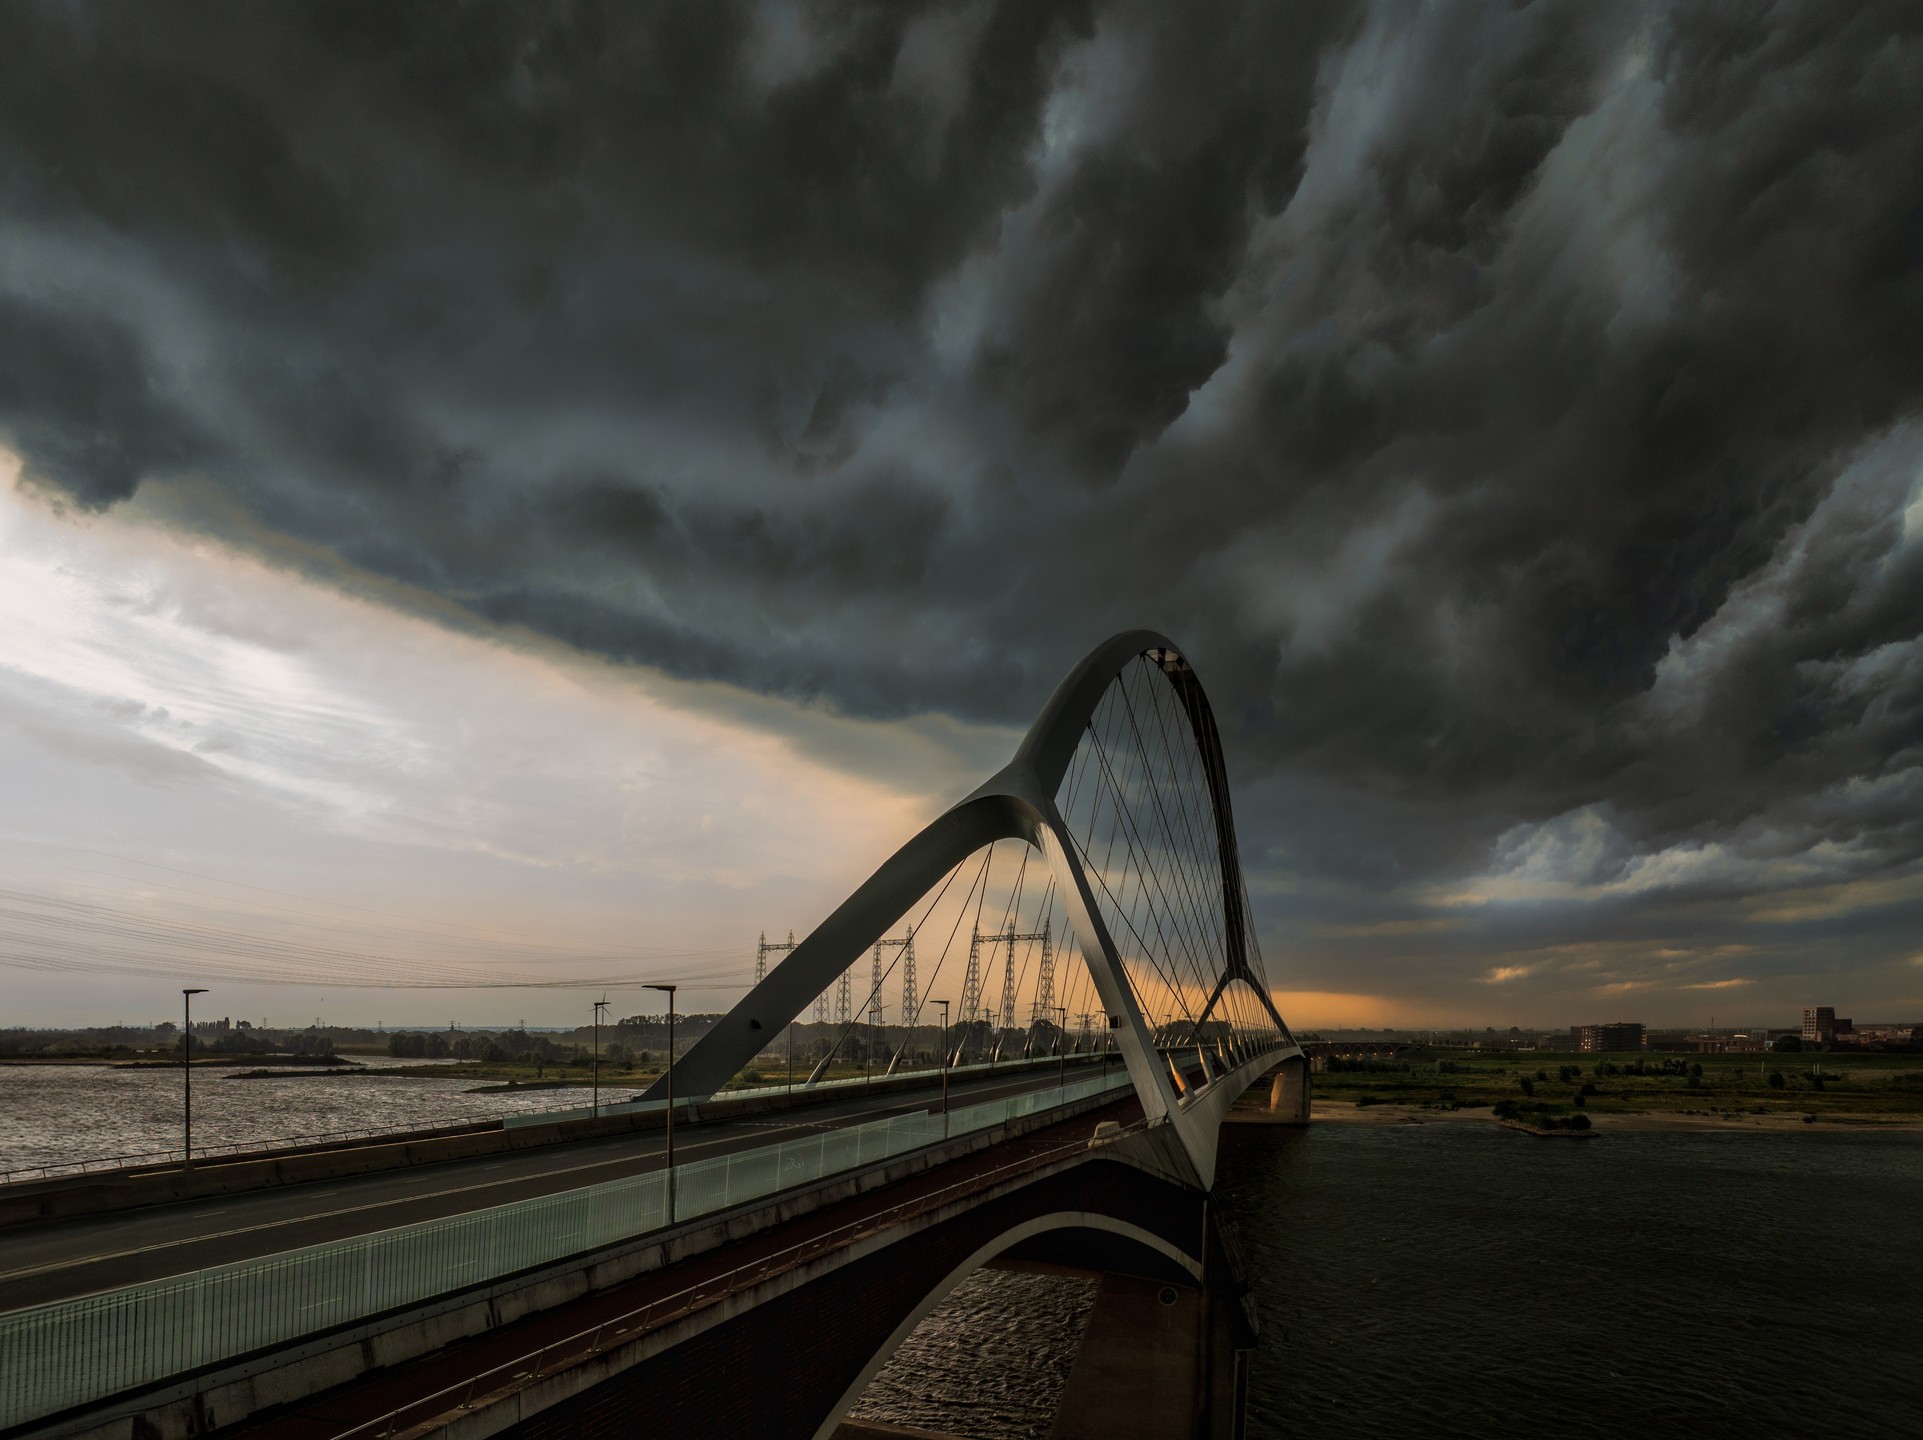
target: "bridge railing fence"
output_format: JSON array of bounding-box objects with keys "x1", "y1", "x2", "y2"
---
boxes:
[{"x1": 0, "y1": 1068, "x2": 1136, "y2": 1432}]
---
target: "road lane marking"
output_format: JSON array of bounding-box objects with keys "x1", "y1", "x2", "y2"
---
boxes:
[
  {"x1": 0, "y1": 1072, "x2": 1082, "y2": 1291},
  {"x1": 0, "y1": 1083, "x2": 1050, "y2": 1287}
]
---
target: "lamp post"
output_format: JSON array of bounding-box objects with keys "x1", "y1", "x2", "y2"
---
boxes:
[
  {"x1": 644, "y1": 984, "x2": 677, "y2": 1219},
  {"x1": 181, "y1": 988, "x2": 207, "y2": 1168},
  {"x1": 934, "y1": 999, "x2": 950, "y2": 1118},
  {"x1": 591, "y1": 999, "x2": 609, "y2": 1119}
]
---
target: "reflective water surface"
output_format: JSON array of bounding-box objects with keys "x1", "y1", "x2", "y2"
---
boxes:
[
  {"x1": 849, "y1": 1269, "x2": 1098, "y2": 1439},
  {"x1": 1217, "y1": 1122, "x2": 1923, "y2": 1440},
  {"x1": 0, "y1": 1062, "x2": 615, "y2": 1171},
  {"x1": 848, "y1": 1123, "x2": 1922, "y2": 1439}
]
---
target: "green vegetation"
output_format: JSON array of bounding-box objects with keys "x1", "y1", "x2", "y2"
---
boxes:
[
  {"x1": 1491, "y1": 1099, "x2": 1591, "y2": 1131},
  {"x1": 1310, "y1": 1047, "x2": 1923, "y2": 1124}
]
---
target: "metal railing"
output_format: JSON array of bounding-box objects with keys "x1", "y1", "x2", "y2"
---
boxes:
[
  {"x1": 328, "y1": 1114, "x2": 1154, "y2": 1440},
  {"x1": 0, "y1": 1068, "x2": 1135, "y2": 1432}
]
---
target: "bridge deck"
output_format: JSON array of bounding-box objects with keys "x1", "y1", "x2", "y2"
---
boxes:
[
  {"x1": 0, "y1": 1064, "x2": 1113, "y2": 1315},
  {"x1": 215, "y1": 1092, "x2": 1149, "y2": 1440}
]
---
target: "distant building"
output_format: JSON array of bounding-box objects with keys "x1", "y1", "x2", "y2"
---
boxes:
[
  {"x1": 1838, "y1": 1023, "x2": 1921, "y2": 1049},
  {"x1": 1802, "y1": 1007, "x2": 1854, "y2": 1044},
  {"x1": 1691, "y1": 1032, "x2": 1767, "y2": 1052},
  {"x1": 1574, "y1": 1022, "x2": 1646, "y2": 1052}
]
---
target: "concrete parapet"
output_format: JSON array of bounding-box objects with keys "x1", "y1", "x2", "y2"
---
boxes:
[{"x1": 0, "y1": 1055, "x2": 1105, "y2": 1230}]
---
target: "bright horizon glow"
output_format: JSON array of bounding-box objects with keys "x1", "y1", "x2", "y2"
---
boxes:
[{"x1": 0, "y1": 452, "x2": 948, "y2": 1026}]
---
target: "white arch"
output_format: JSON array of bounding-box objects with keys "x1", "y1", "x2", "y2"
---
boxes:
[{"x1": 648, "y1": 631, "x2": 1303, "y2": 1184}]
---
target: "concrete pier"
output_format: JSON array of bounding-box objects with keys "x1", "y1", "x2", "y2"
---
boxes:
[{"x1": 1267, "y1": 1054, "x2": 1311, "y2": 1123}]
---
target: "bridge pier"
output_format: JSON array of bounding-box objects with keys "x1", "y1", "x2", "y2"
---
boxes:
[
  {"x1": 1267, "y1": 1053, "x2": 1311, "y2": 1123},
  {"x1": 1048, "y1": 1270, "x2": 1247, "y2": 1440}
]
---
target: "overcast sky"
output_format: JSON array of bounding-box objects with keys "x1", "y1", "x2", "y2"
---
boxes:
[{"x1": 2, "y1": 0, "x2": 1920, "y2": 1030}]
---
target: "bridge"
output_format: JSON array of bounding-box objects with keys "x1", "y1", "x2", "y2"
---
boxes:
[{"x1": 0, "y1": 631, "x2": 1308, "y2": 1440}]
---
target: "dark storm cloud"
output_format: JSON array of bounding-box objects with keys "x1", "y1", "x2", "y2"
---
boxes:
[
  {"x1": 3, "y1": 0, "x2": 1922, "y2": 1010},
  {"x1": 973, "y1": 2, "x2": 1355, "y2": 478},
  {"x1": 0, "y1": 291, "x2": 218, "y2": 506}
]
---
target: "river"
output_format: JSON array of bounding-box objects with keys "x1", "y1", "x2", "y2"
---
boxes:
[
  {"x1": 0, "y1": 1061, "x2": 620, "y2": 1174},
  {"x1": 855, "y1": 1120, "x2": 1923, "y2": 1438}
]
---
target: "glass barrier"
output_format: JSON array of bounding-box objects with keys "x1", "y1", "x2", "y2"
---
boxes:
[{"x1": 0, "y1": 1065, "x2": 1146, "y2": 1431}]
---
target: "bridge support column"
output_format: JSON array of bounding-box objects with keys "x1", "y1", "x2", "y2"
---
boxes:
[
  {"x1": 1267, "y1": 1054, "x2": 1311, "y2": 1123},
  {"x1": 1049, "y1": 1273, "x2": 1247, "y2": 1440}
]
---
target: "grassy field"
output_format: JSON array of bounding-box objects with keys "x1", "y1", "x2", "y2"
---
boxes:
[{"x1": 1305, "y1": 1048, "x2": 1923, "y2": 1125}]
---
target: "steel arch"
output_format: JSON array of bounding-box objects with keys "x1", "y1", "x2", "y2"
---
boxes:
[{"x1": 645, "y1": 630, "x2": 1300, "y2": 1184}]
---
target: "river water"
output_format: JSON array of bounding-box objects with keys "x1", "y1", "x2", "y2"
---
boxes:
[
  {"x1": 3, "y1": 1070, "x2": 1917, "y2": 1436},
  {"x1": 1217, "y1": 1121, "x2": 1923, "y2": 1439},
  {"x1": 0, "y1": 1062, "x2": 623, "y2": 1173},
  {"x1": 856, "y1": 1121, "x2": 1923, "y2": 1439}
]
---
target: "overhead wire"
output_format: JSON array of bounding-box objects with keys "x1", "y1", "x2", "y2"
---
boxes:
[{"x1": 0, "y1": 884, "x2": 735, "y2": 990}]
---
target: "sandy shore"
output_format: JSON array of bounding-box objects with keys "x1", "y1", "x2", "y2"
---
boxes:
[{"x1": 1295, "y1": 1100, "x2": 1923, "y2": 1134}]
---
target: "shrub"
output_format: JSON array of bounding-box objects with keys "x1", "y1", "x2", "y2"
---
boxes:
[
  {"x1": 1519, "y1": 1076, "x2": 1535, "y2": 1097},
  {"x1": 1573, "y1": 1092, "x2": 1586, "y2": 1107},
  {"x1": 1773, "y1": 1035, "x2": 1803, "y2": 1053},
  {"x1": 1768, "y1": 1071, "x2": 1786, "y2": 1090},
  {"x1": 1579, "y1": 1080, "x2": 1597, "y2": 1096}
]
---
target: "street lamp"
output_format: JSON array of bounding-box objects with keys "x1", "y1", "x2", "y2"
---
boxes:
[
  {"x1": 181, "y1": 988, "x2": 207, "y2": 1168},
  {"x1": 934, "y1": 999, "x2": 950, "y2": 1118},
  {"x1": 591, "y1": 999, "x2": 609, "y2": 1119},
  {"x1": 644, "y1": 984, "x2": 677, "y2": 1219}
]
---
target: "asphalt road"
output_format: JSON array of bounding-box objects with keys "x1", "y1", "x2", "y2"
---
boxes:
[{"x1": 0, "y1": 1064, "x2": 1113, "y2": 1312}]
